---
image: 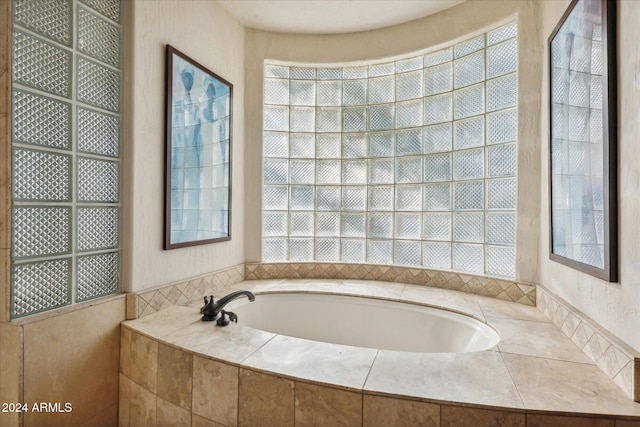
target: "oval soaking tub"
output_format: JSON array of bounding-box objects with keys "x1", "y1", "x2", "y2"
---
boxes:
[{"x1": 226, "y1": 292, "x2": 500, "y2": 353}]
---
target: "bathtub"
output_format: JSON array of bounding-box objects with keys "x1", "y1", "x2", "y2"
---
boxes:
[{"x1": 226, "y1": 292, "x2": 500, "y2": 353}]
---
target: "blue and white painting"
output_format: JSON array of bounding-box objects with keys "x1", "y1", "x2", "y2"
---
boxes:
[{"x1": 167, "y1": 49, "x2": 231, "y2": 246}]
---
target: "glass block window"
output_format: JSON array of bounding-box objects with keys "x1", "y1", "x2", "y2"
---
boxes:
[
  {"x1": 11, "y1": 0, "x2": 122, "y2": 317},
  {"x1": 262, "y1": 22, "x2": 518, "y2": 278}
]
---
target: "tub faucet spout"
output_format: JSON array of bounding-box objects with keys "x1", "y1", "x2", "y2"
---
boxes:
[{"x1": 201, "y1": 290, "x2": 255, "y2": 323}]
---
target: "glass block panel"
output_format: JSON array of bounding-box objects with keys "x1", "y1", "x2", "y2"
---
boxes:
[
  {"x1": 395, "y1": 213, "x2": 421, "y2": 239},
  {"x1": 424, "y1": 123, "x2": 452, "y2": 153},
  {"x1": 454, "y1": 51, "x2": 484, "y2": 89},
  {"x1": 424, "y1": 63, "x2": 452, "y2": 96},
  {"x1": 316, "y1": 160, "x2": 341, "y2": 185},
  {"x1": 369, "y1": 62, "x2": 395, "y2": 77},
  {"x1": 315, "y1": 212, "x2": 340, "y2": 236},
  {"x1": 264, "y1": 78, "x2": 289, "y2": 105},
  {"x1": 317, "y1": 81, "x2": 342, "y2": 106},
  {"x1": 290, "y1": 186, "x2": 314, "y2": 210},
  {"x1": 568, "y1": 106, "x2": 591, "y2": 142},
  {"x1": 568, "y1": 71, "x2": 590, "y2": 108},
  {"x1": 454, "y1": 35, "x2": 485, "y2": 58},
  {"x1": 264, "y1": 106, "x2": 289, "y2": 131},
  {"x1": 263, "y1": 185, "x2": 288, "y2": 210},
  {"x1": 396, "y1": 184, "x2": 422, "y2": 211},
  {"x1": 290, "y1": 159, "x2": 314, "y2": 184},
  {"x1": 487, "y1": 39, "x2": 518, "y2": 79},
  {"x1": 343, "y1": 79, "x2": 368, "y2": 106},
  {"x1": 424, "y1": 47, "x2": 452, "y2": 67},
  {"x1": 454, "y1": 180, "x2": 484, "y2": 210},
  {"x1": 396, "y1": 157, "x2": 422, "y2": 183},
  {"x1": 342, "y1": 160, "x2": 367, "y2": 185},
  {"x1": 341, "y1": 213, "x2": 366, "y2": 237},
  {"x1": 13, "y1": 0, "x2": 72, "y2": 45},
  {"x1": 486, "y1": 246, "x2": 515, "y2": 278},
  {"x1": 290, "y1": 133, "x2": 315, "y2": 158},
  {"x1": 369, "y1": 76, "x2": 395, "y2": 104},
  {"x1": 453, "y1": 83, "x2": 484, "y2": 119},
  {"x1": 263, "y1": 211, "x2": 288, "y2": 236},
  {"x1": 290, "y1": 80, "x2": 315, "y2": 106},
  {"x1": 13, "y1": 90, "x2": 71, "y2": 149},
  {"x1": 487, "y1": 22, "x2": 517, "y2": 45},
  {"x1": 77, "y1": 207, "x2": 118, "y2": 251},
  {"x1": 79, "y1": 0, "x2": 120, "y2": 23},
  {"x1": 423, "y1": 213, "x2": 451, "y2": 241},
  {"x1": 423, "y1": 153, "x2": 451, "y2": 182},
  {"x1": 486, "y1": 212, "x2": 516, "y2": 244},
  {"x1": 369, "y1": 132, "x2": 395, "y2": 157},
  {"x1": 453, "y1": 243, "x2": 483, "y2": 273},
  {"x1": 290, "y1": 106, "x2": 315, "y2": 132},
  {"x1": 454, "y1": 148, "x2": 484, "y2": 180},
  {"x1": 487, "y1": 143, "x2": 517, "y2": 177},
  {"x1": 263, "y1": 158, "x2": 288, "y2": 184},
  {"x1": 396, "y1": 71, "x2": 423, "y2": 101},
  {"x1": 264, "y1": 64, "x2": 289, "y2": 79},
  {"x1": 369, "y1": 159, "x2": 394, "y2": 184},
  {"x1": 13, "y1": 30, "x2": 72, "y2": 97},
  {"x1": 487, "y1": 73, "x2": 517, "y2": 112},
  {"x1": 342, "y1": 133, "x2": 368, "y2": 158},
  {"x1": 316, "y1": 187, "x2": 341, "y2": 211},
  {"x1": 13, "y1": 207, "x2": 71, "y2": 259},
  {"x1": 453, "y1": 212, "x2": 484, "y2": 243},
  {"x1": 367, "y1": 240, "x2": 393, "y2": 264},
  {"x1": 341, "y1": 239, "x2": 366, "y2": 263},
  {"x1": 396, "y1": 128, "x2": 422, "y2": 155},
  {"x1": 264, "y1": 132, "x2": 289, "y2": 158},
  {"x1": 289, "y1": 238, "x2": 314, "y2": 261},
  {"x1": 77, "y1": 56, "x2": 120, "y2": 112},
  {"x1": 342, "y1": 186, "x2": 367, "y2": 211},
  {"x1": 396, "y1": 100, "x2": 423, "y2": 129},
  {"x1": 486, "y1": 108, "x2": 517, "y2": 144},
  {"x1": 315, "y1": 238, "x2": 340, "y2": 261},
  {"x1": 77, "y1": 252, "x2": 119, "y2": 301},
  {"x1": 77, "y1": 107, "x2": 119, "y2": 157},
  {"x1": 423, "y1": 183, "x2": 451, "y2": 211},
  {"x1": 291, "y1": 67, "x2": 316, "y2": 80},
  {"x1": 424, "y1": 93, "x2": 452, "y2": 125},
  {"x1": 369, "y1": 104, "x2": 395, "y2": 131},
  {"x1": 343, "y1": 106, "x2": 367, "y2": 132},
  {"x1": 394, "y1": 240, "x2": 421, "y2": 266},
  {"x1": 422, "y1": 242, "x2": 451, "y2": 270},
  {"x1": 487, "y1": 178, "x2": 516, "y2": 210},
  {"x1": 343, "y1": 66, "x2": 368, "y2": 79},
  {"x1": 368, "y1": 213, "x2": 393, "y2": 239},
  {"x1": 263, "y1": 238, "x2": 288, "y2": 261},
  {"x1": 454, "y1": 116, "x2": 484, "y2": 149},
  {"x1": 290, "y1": 212, "x2": 314, "y2": 236},
  {"x1": 317, "y1": 68, "x2": 342, "y2": 80},
  {"x1": 396, "y1": 56, "x2": 423, "y2": 73},
  {"x1": 12, "y1": 259, "x2": 71, "y2": 317},
  {"x1": 368, "y1": 186, "x2": 394, "y2": 211},
  {"x1": 78, "y1": 157, "x2": 119, "y2": 202},
  {"x1": 13, "y1": 148, "x2": 71, "y2": 201},
  {"x1": 77, "y1": 6, "x2": 120, "y2": 67}
]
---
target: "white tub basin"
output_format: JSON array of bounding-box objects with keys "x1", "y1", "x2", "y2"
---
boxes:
[{"x1": 226, "y1": 292, "x2": 500, "y2": 353}]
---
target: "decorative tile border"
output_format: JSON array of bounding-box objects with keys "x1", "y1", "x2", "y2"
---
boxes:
[
  {"x1": 245, "y1": 262, "x2": 536, "y2": 306},
  {"x1": 126, "y1": 264, "x2": 244, "y2": 319},
  {"x1": 537, "y1": 285, "x2": 639, "y2": 402}
]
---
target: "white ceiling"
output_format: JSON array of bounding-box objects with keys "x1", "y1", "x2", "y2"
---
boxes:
[{"x1": 217, "y1": 0, "x2": 466, "y2": 35}]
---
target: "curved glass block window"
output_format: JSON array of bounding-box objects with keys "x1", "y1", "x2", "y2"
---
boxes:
[
  {"x1": 262, "y1": 22, "x2": 518, "y2": 278},
  {"x1": 11, "y1": 0, "x2": 122, "y2": 318}
]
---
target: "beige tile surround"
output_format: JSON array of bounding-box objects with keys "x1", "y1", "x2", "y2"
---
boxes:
[{"x1": 119, "y1": 279, "x2": 640, "y2": 427}]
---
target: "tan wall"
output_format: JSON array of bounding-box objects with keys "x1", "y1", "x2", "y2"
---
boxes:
[
  {"x1": 243, "y1": 0, "x2": 544, "y2": 284},
  {"x1": 122, "y1": 0, "x2": 246, "y2": 292},
  {"x1": 538, "y1": 0, "x2": 640, "y2": 352}
]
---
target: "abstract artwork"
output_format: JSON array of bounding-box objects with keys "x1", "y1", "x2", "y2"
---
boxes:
[
  {"x1": 164, "y1": 45, "x2": 232, "y2": 249},
  {"x1": 548, "y1": 0, "x2": 617, "y2": 281}
]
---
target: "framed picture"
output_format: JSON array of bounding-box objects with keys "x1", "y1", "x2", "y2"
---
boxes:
[
  {"x1": 164, "y1": 45, "x2": 232, "y2": 249},
  {"x1": 548, "y1": 0, "x2": 617, "y2": 281}
]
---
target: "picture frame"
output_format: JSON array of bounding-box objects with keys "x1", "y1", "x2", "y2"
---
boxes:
[
  {"x1": 548, "y1": 0, "x2": 617, "y2": 281},
  {"x1": 164, "y1": 45, "x2": 233, "y2": 249}
]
